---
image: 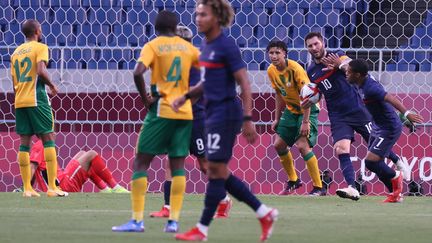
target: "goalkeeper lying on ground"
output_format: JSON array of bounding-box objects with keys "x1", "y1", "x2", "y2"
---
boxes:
[{"x1": 14, "y1": 139, "x2": 128, "y2": 194}]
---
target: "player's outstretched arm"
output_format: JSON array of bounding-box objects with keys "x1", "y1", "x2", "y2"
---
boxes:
[
  {"x1": 234, "y1": 68, "x2": 258, "y2": 144},
  {"x1": 172, "y1": 81, "x2": 204, "y2": 112},
  {"x1": 384, "y1": 93, "x2": 424, "y2": 124},
  {"x1": 37, "y1": 61, "x2": 58, "y2": 96}
]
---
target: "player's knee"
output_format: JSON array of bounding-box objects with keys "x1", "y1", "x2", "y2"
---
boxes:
[
  {"x1": 207, "y1": 163, "x2": 228, "y2": 179},
  {"x1": 274, "y1": 142, "x2": 287, "y2": 154},
  {"x1": 19, "y1": 135, "x2": 32, "y2": 147},
  {"x1": 197, "y1": 158, "x2": 208, "y2": 174},
  {"x1": 295, "y1": 140, "x2": 310, "y2": 156},
  {"x1": 168, "y1": 157, "x2": 185, "y2": 172},
  {"x1": 78, "y1": 150, "x2": 98, "y2": 166},
  {"x1": 86, "y1": 150, "x2": 99, "y2": 158},
  {"x1": 334, "y1": 144, "x2": 349, "y2": 155},
  {"x1": 39, "y1": 132, "x2": 56, "y2": 143},
  {"x1": 207, "y1": 166, "x2": 219, "y2": 177},
  {"x1": 133, "y1": 154, "x2": 151, "y2": 171},
  {"x1": 72, "y1": 151, "x2": 85, "y2": 160},
  {"x1": 298, "y1": 146, "x2": 311, "y2": 157},
  {"x1": 365, "y1": 151, "x2": 381, "y2": 162}
]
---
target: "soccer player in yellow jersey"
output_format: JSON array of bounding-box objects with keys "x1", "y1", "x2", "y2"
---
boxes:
[
  {"x1": 11, "y1": 19, "x2": 67, "y2": 198},
  {"x1": 266, "y1": 40, "x2": 323, "y2": 196},
  {"x1": 112, "y1": 11, "x2": 200, "y2": 233}
]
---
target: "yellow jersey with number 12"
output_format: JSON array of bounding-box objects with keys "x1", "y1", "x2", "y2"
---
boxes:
[
  {"x1": 11, "y1": 41, "x2": 49, "y2": 108},
  {"x1": 138, "y1": 36, "x2": 199, "y2": 120}
]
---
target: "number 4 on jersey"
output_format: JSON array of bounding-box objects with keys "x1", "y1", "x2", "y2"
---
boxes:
[{"x1": 167, "y1": 56, "x2": 182, "y2": 86}]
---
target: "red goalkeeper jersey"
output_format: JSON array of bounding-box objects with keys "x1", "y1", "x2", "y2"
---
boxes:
[{"x1": 29, "y1": 140, "x2": 63, "y2": 192}]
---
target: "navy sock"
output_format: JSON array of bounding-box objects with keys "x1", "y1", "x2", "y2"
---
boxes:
[
  {"x1": 339, "y1": 153, "x2": 356, "y2": 187},
  {"x1": 365, "y1": 160, "x2": 396, "y2": 192},
  {"x1": 225, "y1": 174, "x2": 261, "y2": 211},
  {"x1": 199, "y1": 179, "x2": 226, "y2": 226},
  {"x1": 388, "y1": 151, "x2": 399, "y2": 163},
  {"x1": 163, "y1": 180, "x2": 172, "y2": 206},
  {"x1": 365, "y1": 160, "x2": 396, "y2": 179}
]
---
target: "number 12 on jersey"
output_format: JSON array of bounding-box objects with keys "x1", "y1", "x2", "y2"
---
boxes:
[{"x1": 14, "y1": 57, "x2": 32, "y2": 83}]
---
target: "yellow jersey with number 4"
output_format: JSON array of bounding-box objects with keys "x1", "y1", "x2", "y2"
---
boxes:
[
  {"x1": 267, "y1": 59, "x2": 319, "y2": 115},
  {"x1": 11, "y1": 41, "x2": 49, "y2": 108},
  {"x1": 138, "y1": 36, "x2": 199, "y2": 120}
]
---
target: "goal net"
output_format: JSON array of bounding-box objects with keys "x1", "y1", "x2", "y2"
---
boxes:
[{"x1": 1, "y1": 0, "x2": 431, "y2": 195}]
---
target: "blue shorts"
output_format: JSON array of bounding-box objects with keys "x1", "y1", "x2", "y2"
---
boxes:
[
  {"x1": 190, "y1": 118, "x2": 206, "y2": 158},
  {"x1": 368, "y1": 128, "x2": 401, "y2": 158},
  {"x1": 330, "y1": 119, "x2": 371, "y2": 144},
  {"x1": 205, "y1": 120, "x2": 242, "y2": 162}
]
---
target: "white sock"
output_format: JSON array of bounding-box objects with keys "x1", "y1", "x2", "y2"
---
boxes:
[
  {"x1": 222, "y1": 194, "x2": 230, "y2": 202},
  {"x1": 393, "y1": 170, "x2": 400, "y2": 179},
  {"x1": 256, "y1": 204, "x2": 271, "y2": 218},
  {"x1": 196, "y1": 223, "x2": 208, "y2": 236},
  {"x1": 163, "y1": 205, "x2": 170, "y2": 209}
]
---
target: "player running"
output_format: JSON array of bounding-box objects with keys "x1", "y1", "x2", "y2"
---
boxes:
[{"x1": 345, "y1": 59, "x2": 423, "y2": 202}]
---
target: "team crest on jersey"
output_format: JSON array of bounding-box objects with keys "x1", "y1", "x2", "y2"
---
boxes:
[
  {"x1": 278, "y1": 74, "x2": 291, "y2": 87},
  {"x1": 208, "y1": 51, "x2": 215, "y2": 60}
]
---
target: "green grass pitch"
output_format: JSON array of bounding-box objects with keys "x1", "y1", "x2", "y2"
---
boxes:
[{"x1": 0, "y1": 193, "x2": 431, "y2": 243}]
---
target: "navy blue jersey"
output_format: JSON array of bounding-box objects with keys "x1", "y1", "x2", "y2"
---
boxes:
[
  {"x1": 359, "y1": 75, "x2": 402, "y2": 131},
  {"x1": 189, "y1": 67, "x2": 205, "y2": 120},
  {"x1": 200, "y1": 33, "x2": 244, "y2": 124},
  {"x1": 307, "y1": 51, "x2": 370, "y2": 123}
]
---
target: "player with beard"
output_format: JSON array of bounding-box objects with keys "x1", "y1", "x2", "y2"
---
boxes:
[{"x1": 302, "y1": 32, "x2": 408, "y2": 201}]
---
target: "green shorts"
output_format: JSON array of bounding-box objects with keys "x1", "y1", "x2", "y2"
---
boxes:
[
  {"x1": 276, "y1": 108, "x2": 318, "y2": 147},
  {"x1": 15, "y1": 105, "x2": 54, "y2": 135},
  {"x1": 137, "y1": 111, "x2": 193, "y2": 157}
]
